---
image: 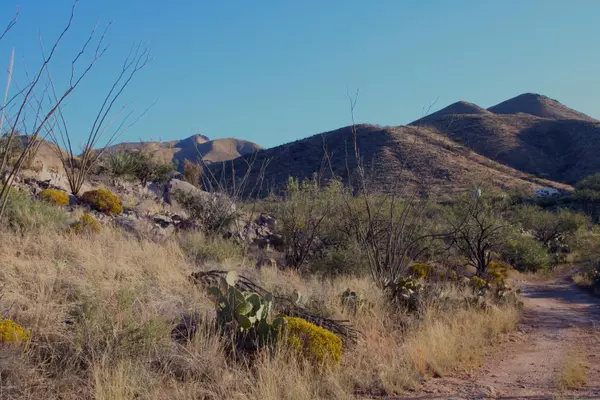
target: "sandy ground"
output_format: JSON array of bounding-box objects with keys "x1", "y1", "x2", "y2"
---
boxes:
[{"x1": 396, "y1": 272, "x2": 600, "y2": 400}]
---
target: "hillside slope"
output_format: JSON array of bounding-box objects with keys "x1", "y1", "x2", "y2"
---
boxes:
[
  {"x1": 210, "y1": 124, "x2": 568, "y2": 198},
  {"x1": 413, "y1": 97, "x2": 600, "y2": 184}
]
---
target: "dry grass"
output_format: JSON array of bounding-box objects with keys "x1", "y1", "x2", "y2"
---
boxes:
[
  {"x1": 573, "y1": 272, "x2": 594, "y2": 288},
  {"x1": 0, "y1": 225, "x2": 520, "y2": 399},
  {"x1": 556, "y1": 349, "x2": 589, "y2": 391}
]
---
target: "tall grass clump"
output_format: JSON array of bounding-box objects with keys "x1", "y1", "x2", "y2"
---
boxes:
[{"x1": 0, "y1": 187, "x2": 69, "y2": 232}]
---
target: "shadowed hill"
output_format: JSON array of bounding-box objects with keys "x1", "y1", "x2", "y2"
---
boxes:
[
  {"x1": 414, "y1": 98, "x2": 600, "y2": 184},
  {"x1": 209, "y1": 123, "x2": 568, "y2": 199}
]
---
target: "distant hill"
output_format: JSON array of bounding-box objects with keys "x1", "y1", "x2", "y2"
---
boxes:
[
  {"x1": 487, "y1": 93, "x2": 598, "y2": 122},
  {"x1": 414, "y1": 101, "x2": 492, "y2": 124},
  {"x1": 104, "y1": 134, "x2": 263, "y2": 168},
  {"x1": 412, "y1": 94, "x2": 600, "y2": 184},
  {"x1": 210, "y1": 123, "x2": 569, "y2": 199}
]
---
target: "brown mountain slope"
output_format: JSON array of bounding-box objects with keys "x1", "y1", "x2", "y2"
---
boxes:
[
  {"x1": 413, "y1": 108, "x2": 600, "y2": 184},
  {"x1": 104, "y1": 134, "x2": 263, "y2": 167},
  {"x1": 488, "y1": 93, "x2": 598, "y2": 122},
  {"x1": 210, "y1": 124, "x2": 568, "y2": 198}
]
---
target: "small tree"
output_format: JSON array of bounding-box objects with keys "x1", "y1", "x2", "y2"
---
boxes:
[
  {"x1": 447, "y1": 192, "x2": 506, "y2": 277},
  {"x1": 517, "y1": 206, "x2": 589, "y2": 250},
  {"x1": 275, "y1": 176, "x2": 341, "y2": 270}
]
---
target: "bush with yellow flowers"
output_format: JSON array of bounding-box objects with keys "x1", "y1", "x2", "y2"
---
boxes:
[
  {"x1": 283, "y1": 316, "x2": 342, "y2": 366},
  {"x1": 0, "y1": 318, "x2": 31, "y2": 343},
  {"x1": 40, "y1": 188, "x2": 70, "y2": 206},
  {"x1": 409, "y1": 263, "x2": 433, "y2": 279},
  {"x1": 71, "y1": 212, "x2": 101, "y2": 234},
  {"x1": 470, "y1": 275, "x2": 488, "y2": 291},
  {"x1": 488, "y1": 261, "x2": 510, "y2": 285},
  {"x1": 80, "y1": 188, "x2": 123, "y2": 215}
]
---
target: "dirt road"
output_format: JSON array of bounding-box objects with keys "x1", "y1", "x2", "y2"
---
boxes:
[{"x1": 402, "y1": 273, "x2": 600, "y2": 399}]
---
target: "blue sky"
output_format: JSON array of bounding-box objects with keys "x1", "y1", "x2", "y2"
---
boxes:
[{"x1": 1, "y1": 0, "x2": 599, "y2": 149}]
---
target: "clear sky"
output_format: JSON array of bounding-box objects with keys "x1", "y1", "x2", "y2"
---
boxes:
[{"x1": 1, "y1": 0, "x2": 599, "y2": 149}]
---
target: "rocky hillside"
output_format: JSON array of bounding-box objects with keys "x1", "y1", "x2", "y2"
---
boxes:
[
  {"x1": 210, "y1": 123, "x2": 569, "y2": 199},
  {"x1": 412, "y1": 94, "x2": 600, "y2": 184}
]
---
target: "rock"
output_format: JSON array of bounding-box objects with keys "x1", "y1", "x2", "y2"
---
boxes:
[
  {"x1": 153, "y1": 214, "x2": 173, "y2": 228},
  {"x1": 257, "y1": 214, "x2": 277, "y2": 231},
  {"x1": 176, "y1": 219, "x2": 202, "y2": 232},
  {"x1": 253, "y1": 237, "x2": 270, "y2": 249},
  {"x1": 269, "y1": 234, "x2": 284, "y2": 250},
  {"x1": 165, "y1": 178, "x2": 237, "y2": 220}
]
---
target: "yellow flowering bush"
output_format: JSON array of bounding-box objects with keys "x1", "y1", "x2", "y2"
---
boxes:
[
  {"x1": 0, "y1": 318, "x2": 31, "y2": 343},
  {"x1": 71, "y1": 212, "x2": 101, "y2": 234},
  {"x1": 409, "y1": 263, "x2": 433, "y2": 279},
  {"x1": 488, "y1": 261, "x2": 510, "y2": 285},
  {"x1": 40, "y1": 188, "x2": 70, "y2": 206},
  {"x1": 470, "y1": 276, "x2": 488, "y2": 291},
  {"x1": 283, "y1": 317, "x2": 342, "y2": 365},
  {"x1": 81, "y1": 188, "x2": 123, "y2": 215}
]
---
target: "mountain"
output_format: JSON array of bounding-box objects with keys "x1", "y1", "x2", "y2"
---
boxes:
[
  {"x1": 412, "y1": 94, "x2": 600, "y2": 184},
  {"x1": 104, "y1": 134, "x2": 263, "y2": 168},
  {"x1": 209, "y1": 123, "x2": 569, "y2": 199},
  {"x1": 414, "y1": 101, "x2": 492, "y2": 124},
  {"x1": 487, "y1": 93, "x2": 598, "y2": 122}
]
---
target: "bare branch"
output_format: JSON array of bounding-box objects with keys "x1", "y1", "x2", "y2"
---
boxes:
[{"x1": 0, "y1": 8, "x2": 19, "y2": 42}]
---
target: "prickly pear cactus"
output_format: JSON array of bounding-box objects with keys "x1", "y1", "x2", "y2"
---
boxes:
[
  {"x1": 208, "y1": 271, "x2": 286, "y2": 349},
  {"x1": 340, "y1": 288, "x2": 362, "y2": 314},
  {"x1": 384, "y1": 277, "x2": 423, "y2": 312}
]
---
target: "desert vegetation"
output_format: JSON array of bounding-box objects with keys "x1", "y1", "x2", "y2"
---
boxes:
[
  {"x1": 2, "y1": 4, "x2": 600, "y2": 399},
  {"x1": 1, "y1": 160, "x2": 595, "y2": 398}
]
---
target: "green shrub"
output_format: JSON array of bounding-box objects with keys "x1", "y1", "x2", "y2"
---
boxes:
[
  {"x1": 283, "y1": 316, "x2": 342, "y2": 365},
  {"x1": 40, "y1": 188, "x2": 70, "y2": 206},
  {"x1": 71, "y1": 212, "x2": 101, "y2": 234},
  {"x1": 0, "y1": 318, "x2": 31, "y2": 343},
  {"x1": 105, "y1": 149, "x2": 174, "y2": 185},
  {"x1": 575, "y1": 173, "x2": 600, "y2": 192},
  {"x1": 273, "y1": 176, "x2": 346, "y2": 269},
  {"x1": 105, "y1": 150, "x2": 140, "y2": 179},
  {"x1": 308, "y1": 242, "x2": 367, "y2": 278},
  {"x1": 516, "y1": 206, "x2": 589, "y2": 250},
  {"x1": 81, "y1": 188, "x2": 123, "y2": 215},
  {"x1": 0, "y1": 187, "x2": 69, "y2": 232},
  {"x1": 501, "y1": 236, "x2": 550, "y2": 272}
]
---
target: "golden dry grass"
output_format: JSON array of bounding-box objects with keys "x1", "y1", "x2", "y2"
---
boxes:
[
  {"x1": 0, "y1": 226, "x2": 520, "y2": 399},
  {"x1": 556, "y1": 349, "x2": 589, "y2": 391}
]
